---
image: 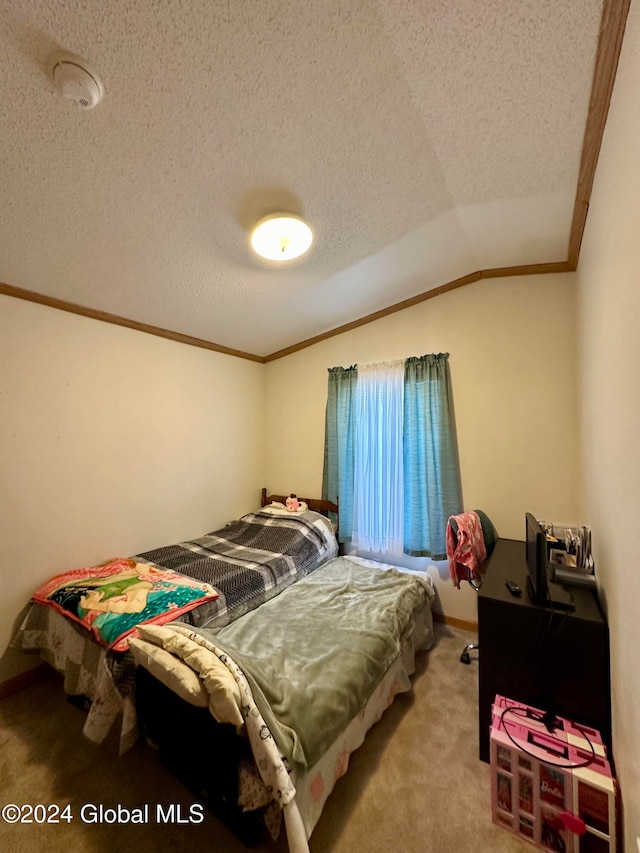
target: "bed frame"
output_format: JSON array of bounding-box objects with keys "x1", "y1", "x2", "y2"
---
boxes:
[
  {"x1": 261, "y1": 487, "x2": 337, "y2": 515},
  {"x1": 136, "y1": 665, "x2": 265, "y2": 844}
]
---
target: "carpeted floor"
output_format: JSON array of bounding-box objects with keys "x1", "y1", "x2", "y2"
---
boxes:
[{"x1": 0, "y1": 622, "x2": 532, "y2": 852}]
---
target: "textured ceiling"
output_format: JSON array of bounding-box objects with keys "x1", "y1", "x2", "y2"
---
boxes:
[{"x1": 0, "y1": 0, "x2": 604, "y2": 357}]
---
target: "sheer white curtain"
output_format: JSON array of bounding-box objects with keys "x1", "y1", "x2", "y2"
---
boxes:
[{"x1": 351, "y1": 359, "x2": 405, "y2": 554}]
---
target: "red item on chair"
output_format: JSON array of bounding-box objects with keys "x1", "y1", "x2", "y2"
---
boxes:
[{"x1": 447, "y1": 511, "x2": 487, "y2": 588}]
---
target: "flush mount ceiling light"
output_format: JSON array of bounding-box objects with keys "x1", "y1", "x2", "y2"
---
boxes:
[{"x1": 250, "y1": 213, "x2": 313, "y2": 262}]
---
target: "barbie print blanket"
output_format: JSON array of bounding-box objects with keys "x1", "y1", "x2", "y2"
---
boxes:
[{"x1": 32, "y1": 558, "x2": 218, "y2": 652}]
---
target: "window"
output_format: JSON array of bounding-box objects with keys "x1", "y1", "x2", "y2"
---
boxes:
[{"x1": 322, "y1": 354, "x2": 462, "y2": 559}]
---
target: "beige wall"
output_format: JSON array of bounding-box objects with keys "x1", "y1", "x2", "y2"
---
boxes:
[
  {"x1": 0, "y1": 296, "x2": 265, "y2": 682},
  {"x1": 265, "y1": 273, "x2": 581, "y2": 621},
  {"x1": 575, "y1": 1, "x2": 640, "y2": 847}
]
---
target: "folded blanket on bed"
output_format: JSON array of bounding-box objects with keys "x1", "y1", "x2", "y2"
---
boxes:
[
  {"x1": 32, "y1": 558, "x2": 219, "y2": 651},
  {"x1": 132, "y1": 622, "x2": 298, "y2": 812},
  {"x1": 129, "y1": 624, "x2": 243, "y2": 727}
]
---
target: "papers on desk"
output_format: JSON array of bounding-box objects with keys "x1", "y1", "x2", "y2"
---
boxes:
[{"x1": 540, "y1": 522, "x2": 594, "y2": 575}]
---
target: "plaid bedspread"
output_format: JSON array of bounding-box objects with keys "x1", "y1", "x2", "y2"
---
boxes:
[{"x1": 135, "y1": 511, "x2": 337, "y2": 629}]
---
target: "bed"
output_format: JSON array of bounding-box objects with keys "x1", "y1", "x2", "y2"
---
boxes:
[
  {"x1": 130, "y1": 554, "x2": 436, "y2": 853},
  {"x1": 11, "y1": 490, "x2": 338, "y2": 753},
  {"x1": 12, "y1": 490, "x2": 435, "y2": 851}
]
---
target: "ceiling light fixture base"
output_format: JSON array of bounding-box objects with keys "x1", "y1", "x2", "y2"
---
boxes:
[{"x1": 250, "y1": 213, "x2": 313, "y2": 262}]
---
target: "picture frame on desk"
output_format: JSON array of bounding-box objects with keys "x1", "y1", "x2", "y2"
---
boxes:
[{"x1": 549, "y1": 548, "x2": 577, "y2": 567}]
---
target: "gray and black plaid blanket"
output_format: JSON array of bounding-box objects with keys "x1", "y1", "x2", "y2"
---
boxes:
[{"x1": 135, "y1": 510, "x2": 337, "y2": 629}]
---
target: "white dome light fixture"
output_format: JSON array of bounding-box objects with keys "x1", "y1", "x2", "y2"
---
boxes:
[
  {"x1": 250, "y1": 213, "x2": 313, "y2": 262},
  {"x1": 49, "y1": 52, "x2": 104, "y2": 110}
]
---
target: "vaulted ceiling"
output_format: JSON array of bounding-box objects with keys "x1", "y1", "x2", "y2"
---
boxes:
[{"x1": 0, "y1": 1, "x2": 628, "y2": 359}]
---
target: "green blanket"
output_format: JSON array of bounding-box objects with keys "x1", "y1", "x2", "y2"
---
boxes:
[{"x1": 194, "y1": 557, "x2": 433, "y2": 770}]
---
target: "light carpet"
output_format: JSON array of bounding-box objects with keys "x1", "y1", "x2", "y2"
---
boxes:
[{"x1": 0, "y1": 622, "x2": 532, "y2": 852}]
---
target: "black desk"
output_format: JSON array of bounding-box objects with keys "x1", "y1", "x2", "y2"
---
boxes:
[{"x1": 477, "y1": 538, "x2": 611, "y2": 762}]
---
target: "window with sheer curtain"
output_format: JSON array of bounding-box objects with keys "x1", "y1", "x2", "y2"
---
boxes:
[{"x1": 322, "y1": 354, "x2": 462, "y2": 559}]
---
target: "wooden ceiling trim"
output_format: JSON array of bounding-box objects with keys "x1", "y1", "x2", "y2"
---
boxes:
[
  {"x1": 480, "y1": 261, "x2": 574, "y2": 279},
  {"x1": 568, "y1": 0, "x2": 631, "y2": 268},
  {"x1": 264, "y1": 272, "x2": 481, "y2": 362},
  {"x1": 0, "y1": 282, "x2": 265, "y2": 364},
  {"x1": 263, "y1": 264, "x2": 575, "y2": 362}
]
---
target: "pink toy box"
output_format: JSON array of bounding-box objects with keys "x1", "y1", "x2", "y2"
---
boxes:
[
  {"x1": 490, "y1": 695, "x2": 616, "y2": 852},
  {"x1": 492, "y1": 695, "x2": 604, "y2": 751}
]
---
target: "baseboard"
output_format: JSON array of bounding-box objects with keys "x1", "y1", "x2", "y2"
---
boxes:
[
  {"x1": 433, "y1": 611, "x2": 478, "y2": 634},
  {"x1": 0, "y1": 663, "x2": 48, "y2": 700}
]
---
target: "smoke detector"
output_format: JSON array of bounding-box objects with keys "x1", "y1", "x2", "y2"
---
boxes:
[{"x1": 49, "y1": 52, "x2": 104, "y2": 110}]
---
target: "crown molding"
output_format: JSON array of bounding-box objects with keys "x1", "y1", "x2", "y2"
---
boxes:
[{"x1": 0, "y1": 282, "x2": 265, "y2": 364}]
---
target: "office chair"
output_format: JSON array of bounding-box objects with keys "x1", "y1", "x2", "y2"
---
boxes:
[{"x1": 449, "y1": 510, "x2": 496, "y2": 664}]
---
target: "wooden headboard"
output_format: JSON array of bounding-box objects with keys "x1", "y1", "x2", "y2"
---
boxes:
[
  {"x1": 261, "y1": 488, "x2": 341, "y2": 555},
  {"x1": 261, "y1": 487, "x2": 338, "y2": 517}
]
